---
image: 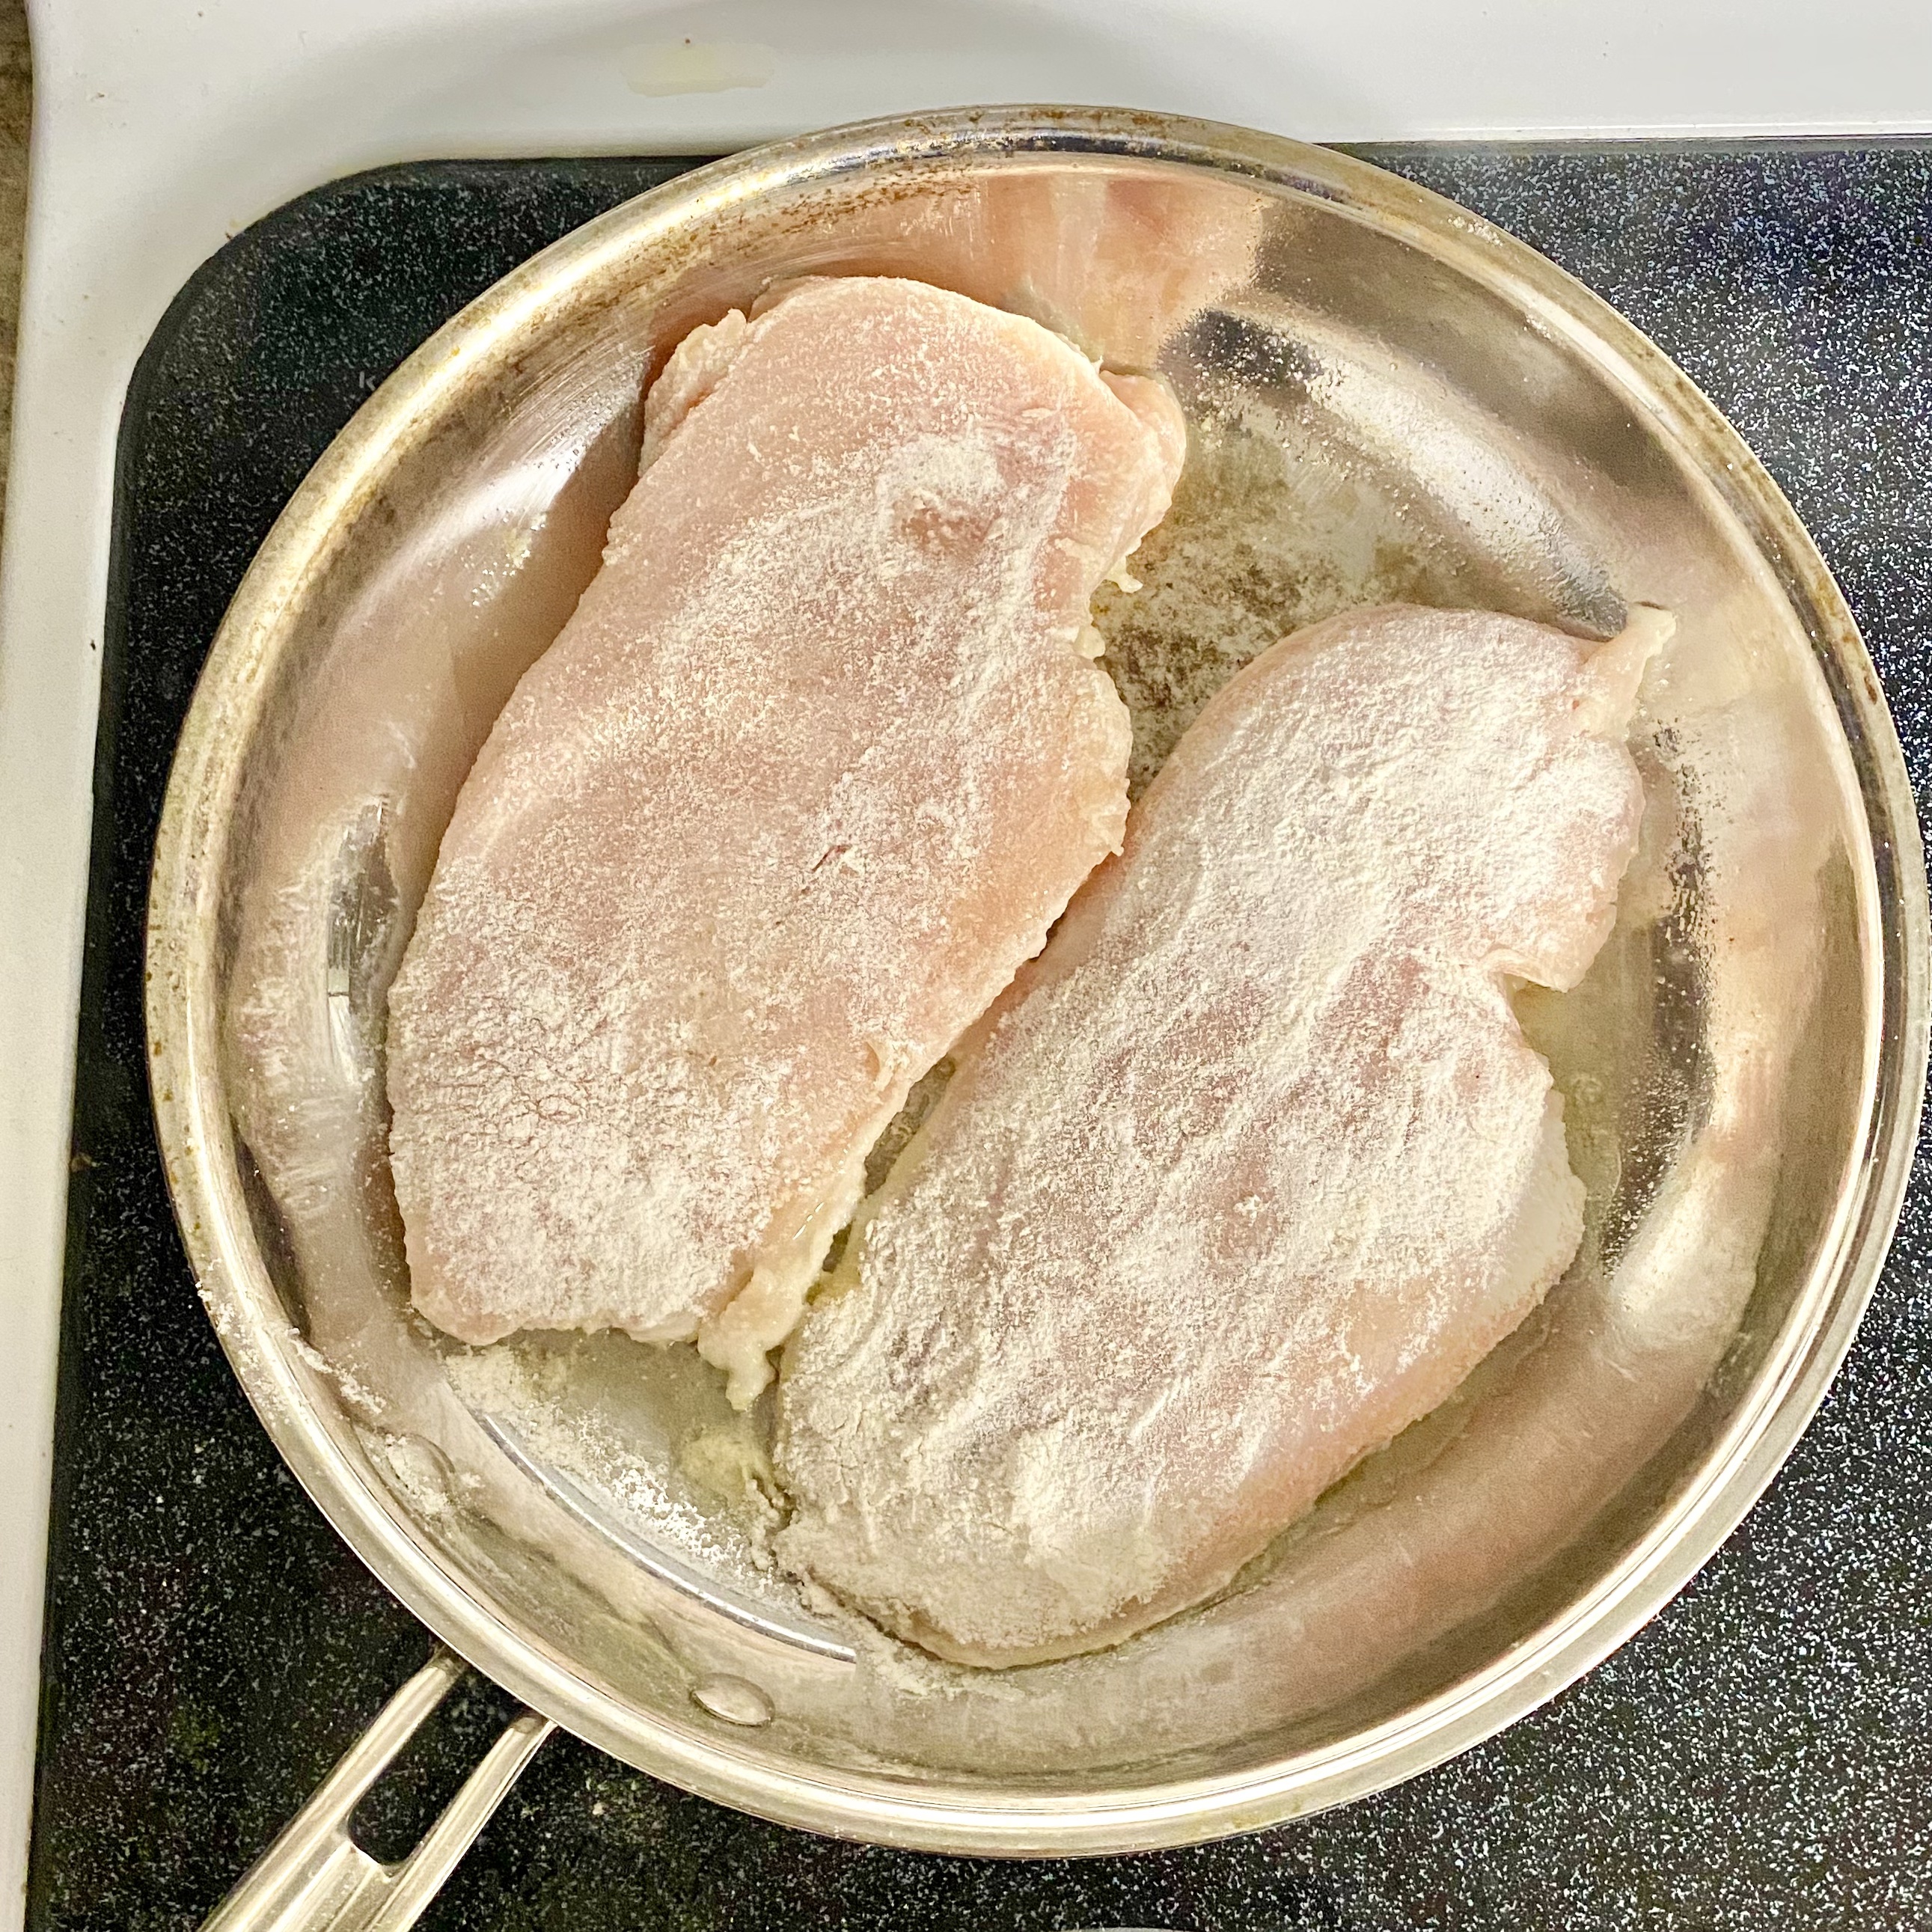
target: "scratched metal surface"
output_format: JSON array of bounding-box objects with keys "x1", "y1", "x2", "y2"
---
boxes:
[{"x1": 27, "y1": 144, "x2": 1932, "y2": 1931}]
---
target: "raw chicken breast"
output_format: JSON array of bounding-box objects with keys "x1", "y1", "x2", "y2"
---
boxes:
[
  {"x1": 388, "y1": 276, "x2": 1185, "y2": 1405},
  {"x1": 775, "y1": 602, "x2": 1669, "y2": 1665}
]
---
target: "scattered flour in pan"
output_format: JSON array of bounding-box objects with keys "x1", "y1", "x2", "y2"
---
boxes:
[
  {"x1": 445, "y1": 1341, "x2": 791, "y2": 1588},
  {"x1": 289, "y1": 1332, "x2": 382, "y2": 1416}
]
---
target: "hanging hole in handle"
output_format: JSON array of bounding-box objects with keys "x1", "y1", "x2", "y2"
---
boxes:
[{"x1": 348, "y1": 1662, "x2": 531, "y2": 1864}]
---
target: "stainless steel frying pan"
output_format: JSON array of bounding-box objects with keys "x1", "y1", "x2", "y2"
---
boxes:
[{"x1": 146, "y1": 108, "x2": 1928, "y2": 1928}]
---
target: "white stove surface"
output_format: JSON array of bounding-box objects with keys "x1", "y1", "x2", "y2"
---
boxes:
[{"x1": 4, "y1": 0, "x2": 1928, "y2": 1914}]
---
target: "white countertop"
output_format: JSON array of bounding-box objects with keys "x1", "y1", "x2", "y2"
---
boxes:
[{"x1": 4, "y1": 0, "x2": 1930, "y2": 1916}]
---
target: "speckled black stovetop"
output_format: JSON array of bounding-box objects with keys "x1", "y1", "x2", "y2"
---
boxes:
[{"x1": 25, "y1": 145, "x2": 1932, "y2": 1932}]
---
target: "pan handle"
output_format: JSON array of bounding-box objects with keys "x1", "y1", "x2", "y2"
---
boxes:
[{"x1": 201, "y1": 1647, "x2": 554, "y2": 1932}]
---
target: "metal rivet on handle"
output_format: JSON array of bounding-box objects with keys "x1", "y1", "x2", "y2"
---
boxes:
[{"x1": 692, "y1": 1674, "x2": 774, "y2": 1727}]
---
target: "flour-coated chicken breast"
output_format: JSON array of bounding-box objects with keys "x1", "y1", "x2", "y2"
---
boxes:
[
  {"x1": 388, "y1": 276, "x2": 1185, "y2": 1405},
  {"x1": 775, "y1": 602, "x2": 1667, "y2": 1663}
]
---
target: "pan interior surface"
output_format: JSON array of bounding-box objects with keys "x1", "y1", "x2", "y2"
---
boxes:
[{"x1": 147, "y1": 109, "x2": 1923, "y2": 1852}]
